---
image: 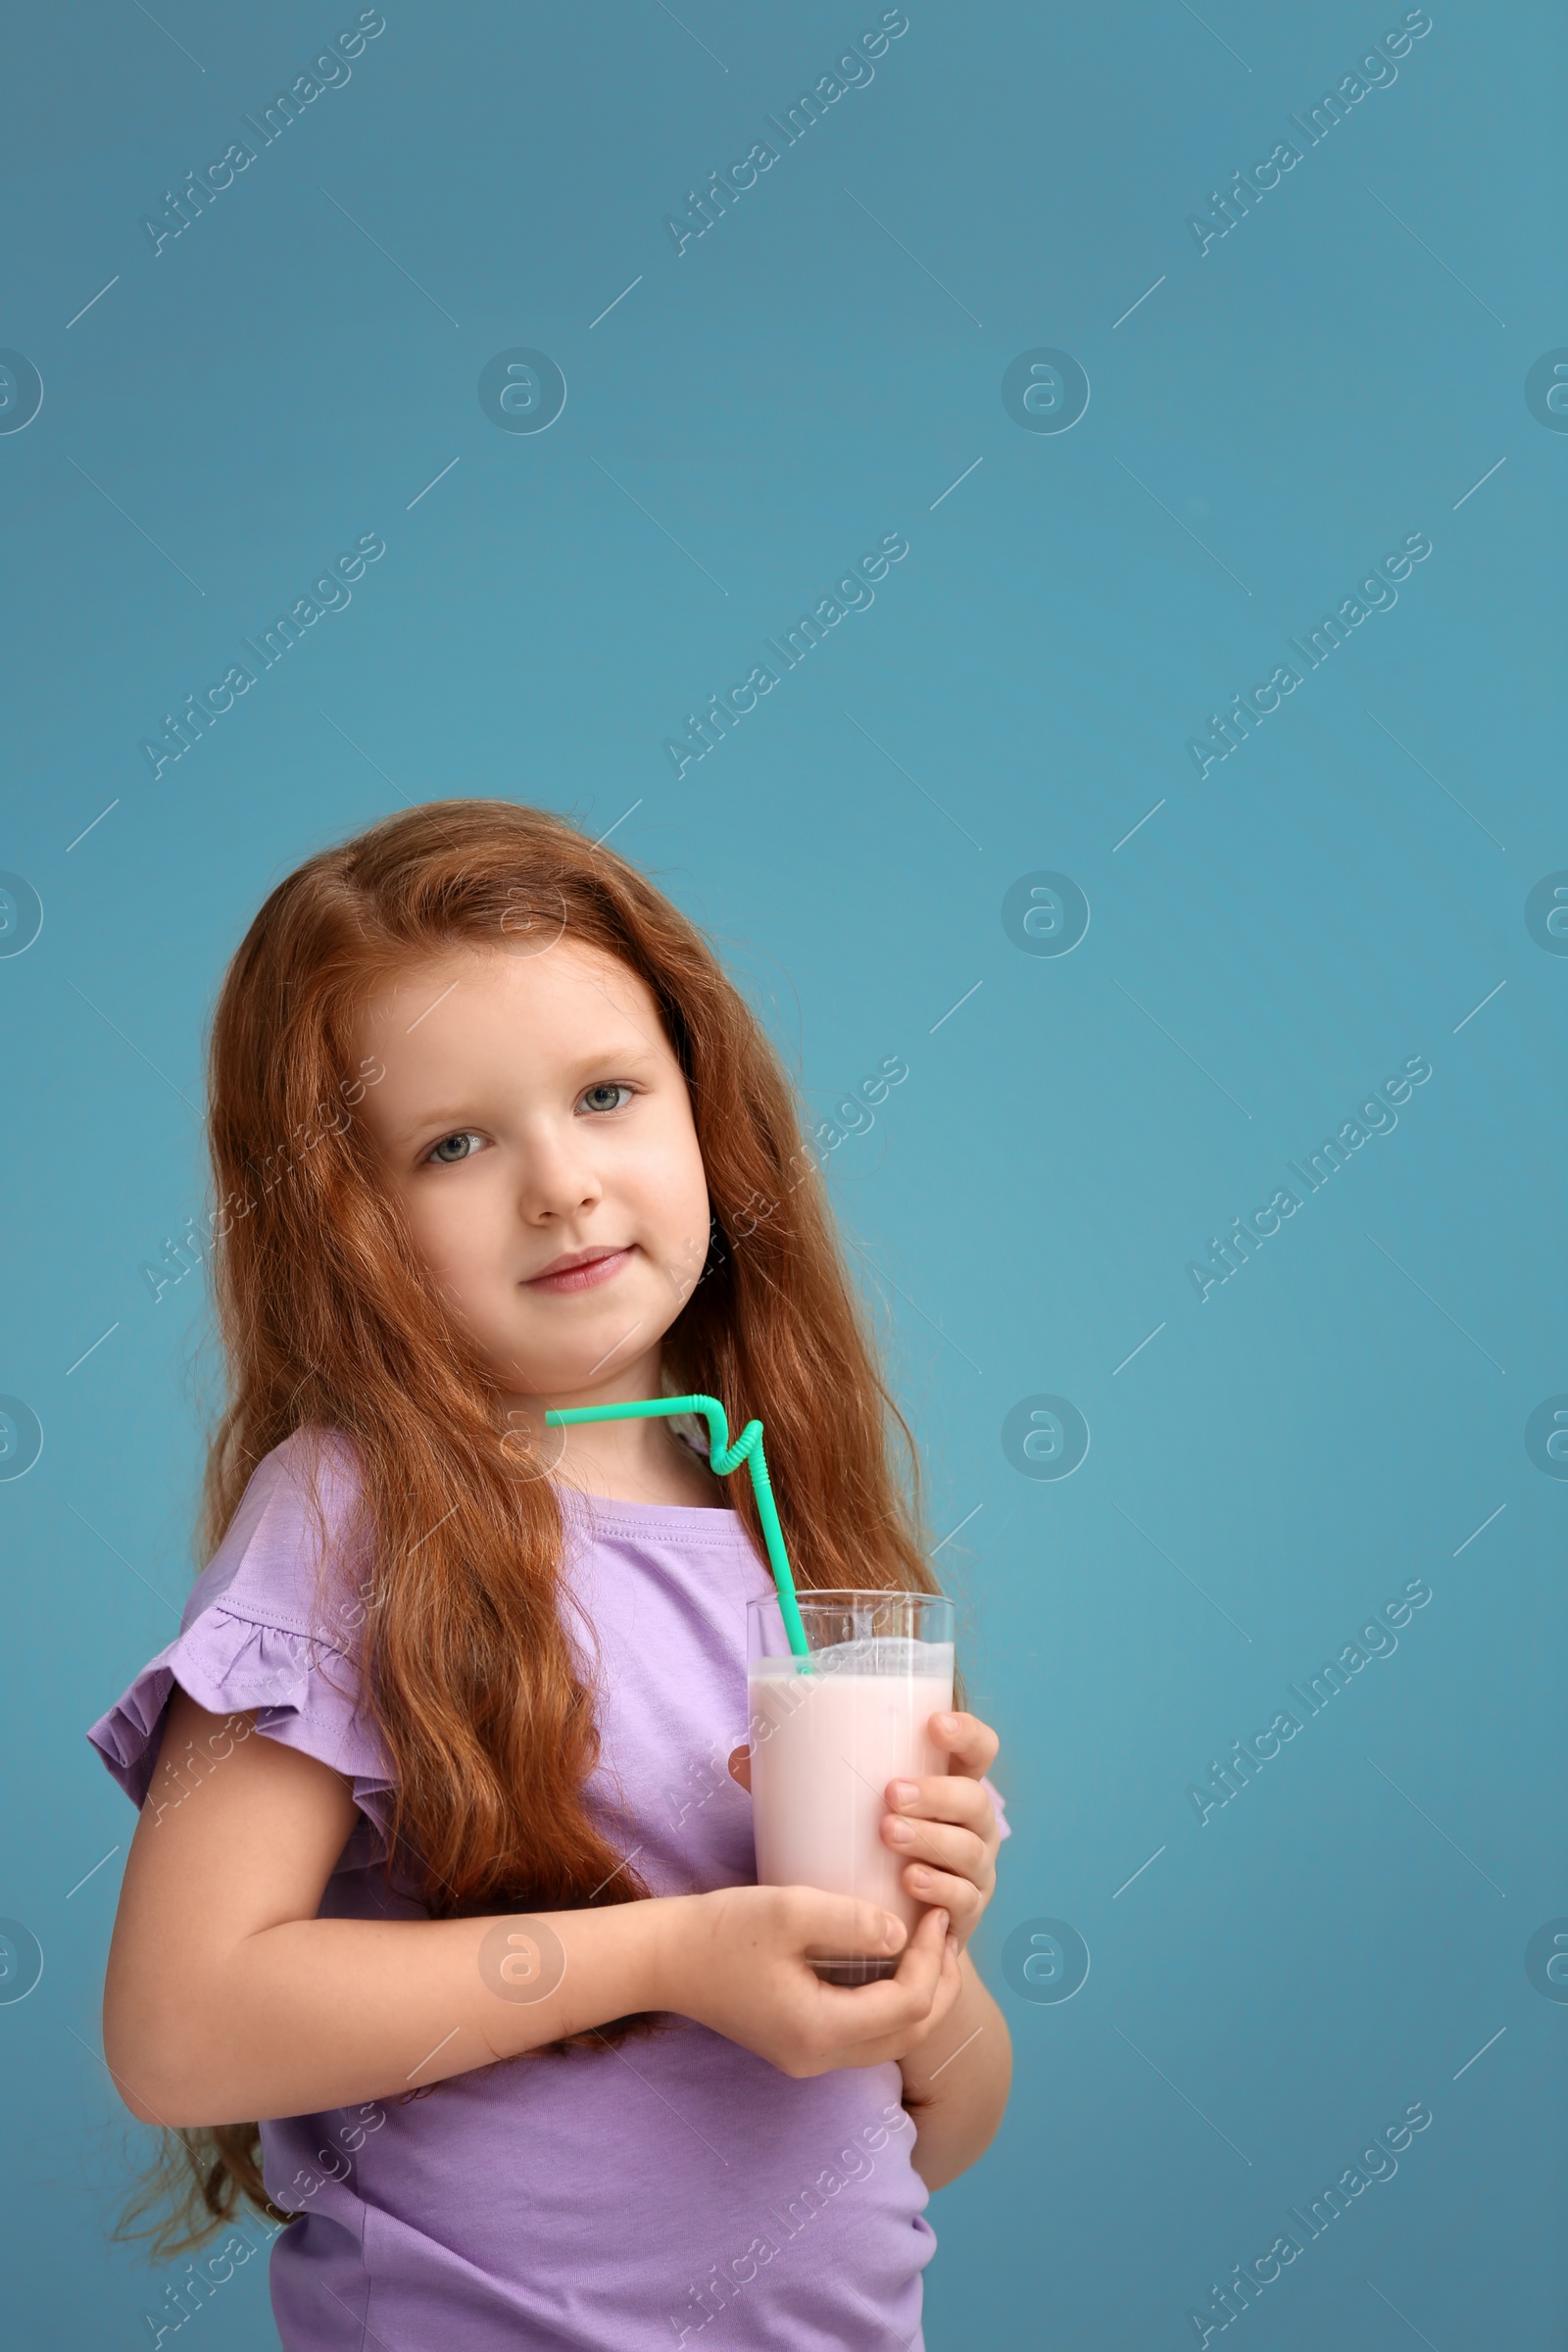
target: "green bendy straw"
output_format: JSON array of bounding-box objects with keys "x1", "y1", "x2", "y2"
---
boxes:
[{"x1": 543, "y1": 1395, "x2": 811, "y2": 1662}]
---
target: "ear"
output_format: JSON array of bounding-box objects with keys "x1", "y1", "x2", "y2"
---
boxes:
[{"x1": 727, "y1": 1743, "x2": 752, "y2": 1792}]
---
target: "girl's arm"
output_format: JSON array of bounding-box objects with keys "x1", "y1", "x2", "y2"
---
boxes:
[
  {"x1": 104, "y1": 1690, "x2": 965, "y2": 2126},
  {"x1": 899, "y1": 1953, "x2": 1012, "y2": 2191},
  {"x1": 104, "y1": 1690, "x2": 666, "y2": 2123}
]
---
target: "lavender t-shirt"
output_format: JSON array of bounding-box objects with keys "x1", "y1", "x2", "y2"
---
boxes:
[{"x1": 88, "y1": 1432, "x2": 1007, "y2": 2351}]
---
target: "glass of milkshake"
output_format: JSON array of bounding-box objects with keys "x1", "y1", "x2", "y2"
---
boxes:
[{"x1": 746, "y1": 1590, "x2": 956, "y2": 1984}]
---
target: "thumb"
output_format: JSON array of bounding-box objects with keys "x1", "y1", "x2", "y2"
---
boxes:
[{"x1": 800, "y1": 1892, "x2": 907, "y2": 1958}]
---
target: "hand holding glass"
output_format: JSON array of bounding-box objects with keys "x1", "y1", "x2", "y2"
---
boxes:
[{"x1": 747, "y1": 1590, "x2": 956, "y2": 1984}]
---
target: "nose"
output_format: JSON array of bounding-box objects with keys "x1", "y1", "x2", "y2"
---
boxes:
[{"x1": 516, "y1": 1115, "x2": 604, "y2": 1224}]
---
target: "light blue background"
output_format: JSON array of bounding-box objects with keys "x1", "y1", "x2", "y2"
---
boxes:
[{"x1": 2, "y1": 2, "x2": 1563, "y2": 2343}]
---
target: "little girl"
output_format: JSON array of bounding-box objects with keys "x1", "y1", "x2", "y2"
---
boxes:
[{"x1": 90, "y1": 800, "x2": 1010, "y2": 2349}]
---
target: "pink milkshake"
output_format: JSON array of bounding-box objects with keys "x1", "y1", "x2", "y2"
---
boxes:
[{"x1": 747, "y1": 1592, "x2": 956, "y2": 1984}]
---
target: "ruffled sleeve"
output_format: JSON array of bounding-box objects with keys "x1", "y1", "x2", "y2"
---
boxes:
[
  {"x1": 85, "y1": 1430, "x2": 396, "y2": 1861},
  {"x1": 983, "y1": 1777, "x2": 1011, "y2": 1841}
]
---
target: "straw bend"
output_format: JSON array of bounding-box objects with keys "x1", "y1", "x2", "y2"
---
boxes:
[{"x1": 543, "y1": 1394, "x2": 810, "y2": 1660}]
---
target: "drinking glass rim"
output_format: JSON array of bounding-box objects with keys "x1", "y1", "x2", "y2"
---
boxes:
[{"x1": 746, "y1": 1587, "x2": 954, "y2": 1609}]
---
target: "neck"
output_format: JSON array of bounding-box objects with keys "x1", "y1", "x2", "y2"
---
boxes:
[{"x1": 504, "y1": 1345, "x2": 723, "y2": 1509}]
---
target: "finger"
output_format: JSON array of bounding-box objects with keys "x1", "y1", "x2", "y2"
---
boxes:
[
  {"x1": 899, "y1": 1949, "x2": 974, "y2": 2093},
  {"x1": 924, "y1": 1710, "x2": 1000, "y2": 1776},
  {"x1": 886, "y1": 1775, "x2": 998, "y2": 1838},
  {"x1": 820, "y1": 1905, "x2": 946, "y2": 2019},
  {"x1": 793, "y1": 1890, "x2": 908, "y2": 1961},
  {"x1": 808, "y1": 1909, "x2": 950, "y2": 2051},
  {"x1": 817, "y1": 1950, "x2": 965, "y2": 2074},
  {"x1": 883, "y1": 1812, "x2": 991, "y2": 1886},
  {"x1": 890, "y1": 1771, "x2": 994, "y2": 1817},
  {"x1": 900, "y1": 1864, "x2": 987, "y2": 1938},
  {"x1": 888, "y1": 1900, "x2": 952, "y2": 2001},
  {"x1": 837, "y1": 1948, "x2": 966, "y2": 2073},
  {"x1": 889, "y1": 1914, "x2": 965, "y2": 2034}
]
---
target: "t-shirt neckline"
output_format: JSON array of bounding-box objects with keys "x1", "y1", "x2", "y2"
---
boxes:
[{"x1": 553, "y1": 1482, "x2": 750, "y2": 1542}]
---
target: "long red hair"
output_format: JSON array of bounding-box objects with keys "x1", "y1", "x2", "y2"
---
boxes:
[{"x1": 131, "y1": 799, "x2": 946, "y2": 2251}]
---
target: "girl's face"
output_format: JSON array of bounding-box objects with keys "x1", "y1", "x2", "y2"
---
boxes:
[{"x1": 353, "y1": 937, "x2": 711, "y2": 1401}]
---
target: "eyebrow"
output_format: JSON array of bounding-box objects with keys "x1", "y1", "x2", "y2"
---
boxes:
[{"x1": 394, "y1": 1109, "x2": 482, "y2": 1140}]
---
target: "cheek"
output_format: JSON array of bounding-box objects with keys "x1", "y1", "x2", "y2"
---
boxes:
[
  {"x1": 398, "y1": 1176, "x2": 506, "y2": 1303},
  {"x1": 622, "y1": 1114, "x2": 710, "y2": 1250}
]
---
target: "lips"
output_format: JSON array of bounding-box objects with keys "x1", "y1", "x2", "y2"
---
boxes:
[{"x1": 524, "y1": 1246, "x2": 634, "y2": 1296}]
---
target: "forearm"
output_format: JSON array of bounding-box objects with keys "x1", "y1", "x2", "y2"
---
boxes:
[
  {"x1": 106, "y1": 1896, "x2": 686, "y2": 2128},
  {"x1": 899, "y1": 1954, "x2": 1011, "y2": 2191}
]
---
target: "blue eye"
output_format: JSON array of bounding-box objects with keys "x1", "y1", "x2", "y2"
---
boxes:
[
  {"x1": 427, "y1": 1131, "x2": 484, "y2": 1164},
  {"x1": 579, "y1": 1084, "x2": 633, "y2": 1114}
]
